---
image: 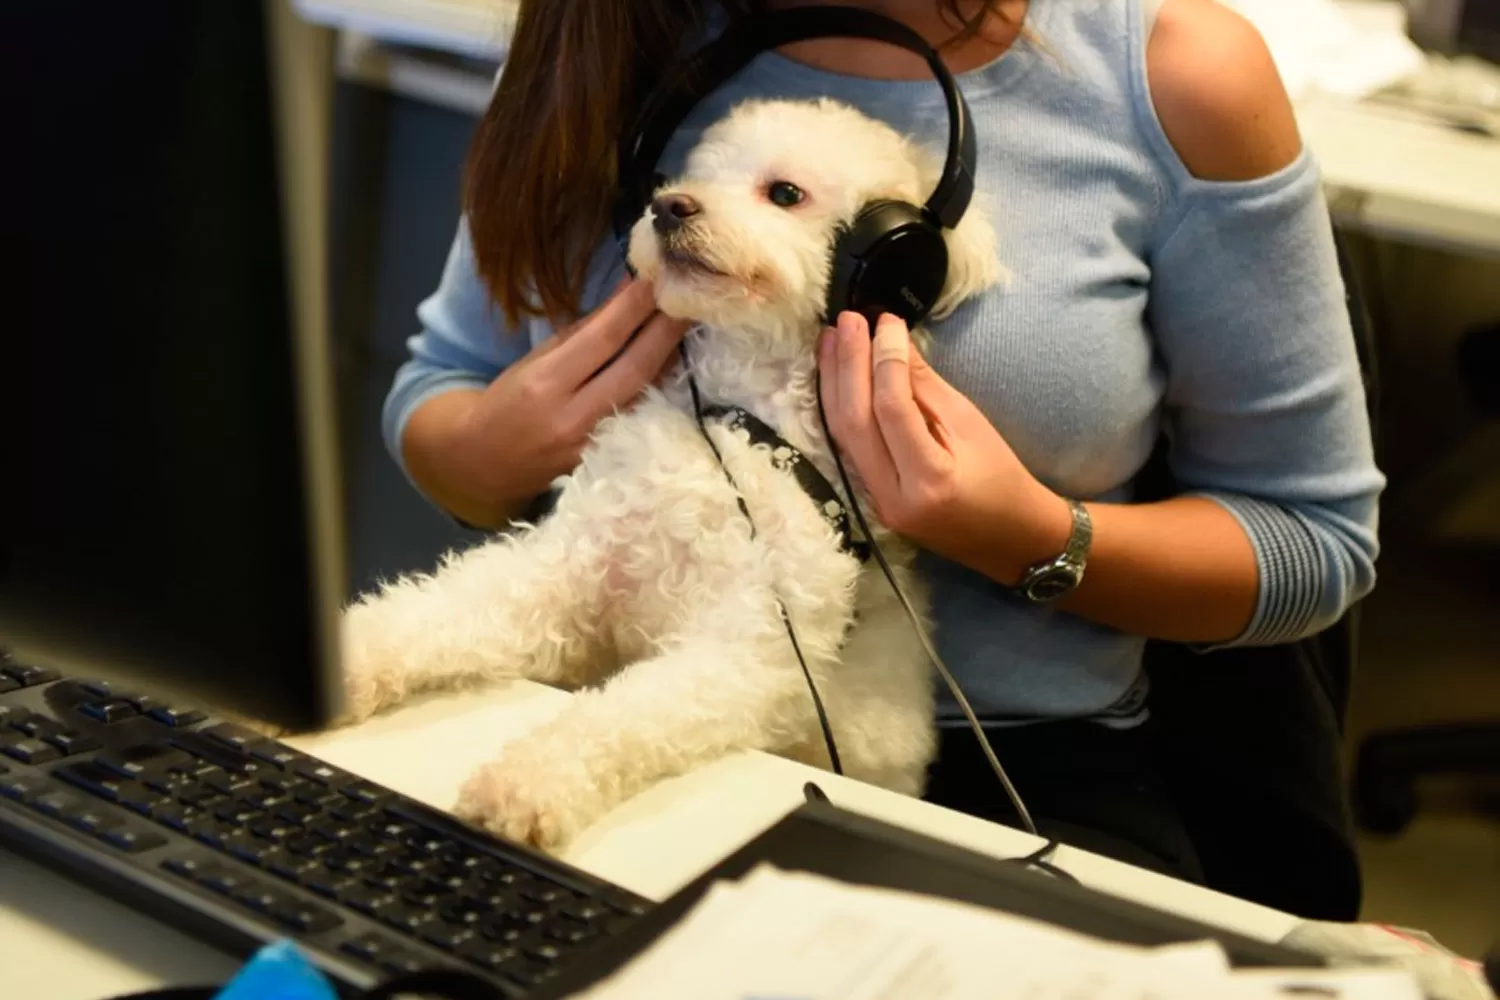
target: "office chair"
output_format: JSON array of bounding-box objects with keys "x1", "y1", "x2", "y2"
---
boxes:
[
  {"x1": 1350, "y1": 319, "x2": 1500, "y2": 836},
  {"x1": 1137, "y1": 228, "x2": 1381, "y2": 923}
]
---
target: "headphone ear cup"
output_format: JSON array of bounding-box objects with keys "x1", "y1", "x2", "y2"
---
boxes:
[{"x1": 826, "y1": 200, "x2": 949, "y2": 330}]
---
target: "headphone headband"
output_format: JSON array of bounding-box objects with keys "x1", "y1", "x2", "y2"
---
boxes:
[{"x1": 615, "y1": 6, "x2": 977, "y2": 242}]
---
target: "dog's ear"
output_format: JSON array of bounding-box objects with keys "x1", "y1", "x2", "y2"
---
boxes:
[{"x1": 930, "y1": 189, "x2": 1005, "y2": 321}]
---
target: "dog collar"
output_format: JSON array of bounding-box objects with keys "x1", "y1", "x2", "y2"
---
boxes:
[{"x1": 700, "y1": 404, "x2": 871, "y2": 564}]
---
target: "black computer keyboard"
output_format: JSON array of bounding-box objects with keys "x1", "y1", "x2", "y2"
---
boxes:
[{"x1": 0, "y1": 651, "x2": 651, "y2": 996}]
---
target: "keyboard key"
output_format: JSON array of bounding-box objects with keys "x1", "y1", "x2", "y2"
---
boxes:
[
  {"x1": 199, "y1": 867, "x2": 253, "y2": 896},
  {"x1": 419, "y1": 922, "x2": 475, "y2": 952},
  {"x1": 294, "y1": 787, "x2": 345, "y2": 810},
  {"x1": 456, "y1": 939, "x2": 521, "y2": 974},
  {"x1": 0, "y1": 705, "x2": 34, "y2": 730},
  {"x1": 231, "y1": 884, "x2": 288, "y2": 914},
  {"x1": 379, "y1": 906, "x2": 436, "y2": 936},
  {"x1": 3, "y1": 738, "x2": 61, "y2": 765},
  {"x1": 257, "y1": 772, "x2": 308, "y2": 794},
  {"x1": 80, "y1": 681, "x2": 114, "y2": 699},
  {"x1": 213, "y1": 799, "x2": 262, "y2": 826},
  {"x1": 249, "y1": 818, "x2": 297, "y2": 842},
  {"x1": 341, "y1": 781, "x2": 387, "y2": 806},
  {"x1": 0, "y1": 776, "x2": 42, "y2": 802},
  {"x1": 177, "y1": 783, "x2": 223, "y2": 807},
  {"x1": 251, "y1": 745, "x2": 304, "y2": 769},
  {"x1": 270, "y1": 898, "x2": 341, "y2": 934},
  {"x1": 97, "y1": 746, "x2": 192, "y2": 780},
  {"x1": 80, "y1": 700, "x2": 139, "y2": 724},
  {"x1": 67, "y1": 807, "x2": 123, "y2": 836},
  {"x1": 340, "y1": 932, "x2": 397, "y2": 962},
  {"x1": 117, "y1": 785, "x2": 162, "y2": 816},
  {"x1": 55, "y1": 762, "x2": 130, "y2": 801},
  {"x1": 205, "y1": 771, "x2": 260, "y2": 796},
  {"x1": 15, "y1": 715, "x2": 64, "y2": 740},
  {"x1": 162, "y1": 856, "x2": 208, "y2": 880},
  {"x1": 303, "y1": 871, "x2": 358, "y2": 899},
  {"x1": 240, "y1": 787, "x2": 289, "y2": 810},
  {"x1": 192, "y1": 820, "x2": 238, "y2": 849},
  {"x1": 329, "y1": 801, "x2": 381, "y2": 824},
  {"x1": 266, "y1": 853, "x2": 320, "y2": 883},
  {"x1": 46, "y1": 730, "x2": 102, "y2": 756},
  {"x1": 293, "y1": 760, "x2": 352, "y2": 787},
  {"x1": 147, "y1": 706, "x2": 205, "y2": 727},
  {"x1": 2, "y1": 663, "x2": 60, "y2": 687},
  {"x1": 29, "y1": 790, "x2": 84, "y2": 819},
  {"x1": 378, "y1": 952, "x2": 430, "y2": 977},
  {"x1": 102, "y1": 827, "x2": 167, "y2": 853},
  {"x1": 524, "y1": 944, "x2": 563, "y2": 965},
  {"x1": 560, "y1": 901, "x2": 610, "y2": 923},
  {"x1": 151, "y1": 802, "x2": 202, "y2": 833},
  {"x1": 225, "y1": 836, "x2": 272, "y2": 867},
  {"x1": 337, "y1": 884, "x2": 396, "y2": 916},
  {"x1": 203, "y1": 723, "x2": 268, "y2": 753},
  {"x1": 542, "y1": 924, "x2": 597, "y2": 945},
  {"x1": 0, "y1": 677, "x2": 19, "y2": 694}
]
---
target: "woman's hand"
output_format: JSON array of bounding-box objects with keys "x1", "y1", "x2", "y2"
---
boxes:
[
  {"x1": 404, "y1": 277, "x2": 691, "y2": 528},
  {"x1": 817, "y1": 310, "x2": 1071, "y2": 585}
]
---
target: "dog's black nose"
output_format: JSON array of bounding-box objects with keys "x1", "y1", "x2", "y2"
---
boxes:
[{"x1": 651, "y1": 193, "x2": 701, "y2": 235}]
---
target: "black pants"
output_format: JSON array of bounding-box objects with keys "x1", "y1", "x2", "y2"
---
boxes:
[{"x1": 921, "y1": 719, "x2": 1205, "y2": 884}]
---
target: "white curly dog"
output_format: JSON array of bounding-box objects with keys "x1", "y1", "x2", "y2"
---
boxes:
[{"x1": 338, "y1": 97, "x2": 1003, "y2": 851}]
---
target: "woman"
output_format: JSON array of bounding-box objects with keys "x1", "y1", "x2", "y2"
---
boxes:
[{"x1": 382, "y1": 0, "x2": 1383, "y2": 882}]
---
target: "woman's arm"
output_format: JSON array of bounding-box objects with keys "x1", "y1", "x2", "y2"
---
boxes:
[
  {"x1": 386, "y1": 220, "x2": 690, "y2": 530},
  {"x1": 819, "y1": 0, "x2": 1382, "y2": 647}
]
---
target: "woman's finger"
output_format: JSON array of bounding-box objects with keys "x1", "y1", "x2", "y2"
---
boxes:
[
  {"x1": 870, "y1": 314, "x2": 948, "y2": 479},
  {"x1": 830, "y1": 311, "x2": 899, "y2": 498},
  {"x1": 570, "y1": 310, "x2": 690, "y2": 424},
  {"x1": 546, "y1": 278, "x2": 662, "y2": 386}
]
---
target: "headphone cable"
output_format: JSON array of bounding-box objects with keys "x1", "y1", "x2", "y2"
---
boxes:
[
  {"x1": 677, "y1": 339, "x2": 1048, "y2": 850},
  {"x1": 812, "y1": 372, "x2": 1042, "y2": 840},
  {"x1": 681, "y1": 343, "x2": 844, "y2": 777}
]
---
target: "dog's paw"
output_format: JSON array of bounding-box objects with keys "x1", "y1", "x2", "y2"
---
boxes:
[
  {"x1": 452, "y1": 752, "x2": 600, "y2": 852},
  {"x1": 329, "y1": 604, "x2": 412, "y2": 728}
]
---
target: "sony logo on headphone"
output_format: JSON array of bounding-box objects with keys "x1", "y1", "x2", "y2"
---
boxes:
[{"x1": 899, "y1": 286, "x2": 923, "y2": 310}]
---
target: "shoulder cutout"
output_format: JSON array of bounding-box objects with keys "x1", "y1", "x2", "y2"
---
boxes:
[{"x1": 1146, "y1": 0, "x2": 1304, "y2": 182}]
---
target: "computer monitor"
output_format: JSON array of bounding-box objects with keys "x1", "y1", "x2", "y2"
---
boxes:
[{"x1": 1, "y1": 1, "x2": 347, "y2": 731}]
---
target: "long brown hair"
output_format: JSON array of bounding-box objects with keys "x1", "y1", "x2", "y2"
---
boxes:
[{"x1": 463, "y1": 1, "x2": 1003, "y2": 329}]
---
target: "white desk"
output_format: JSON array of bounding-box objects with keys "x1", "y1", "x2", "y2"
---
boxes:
[{"x1": 0, "y1": 680, "x2": 1304, "y2": 1000}]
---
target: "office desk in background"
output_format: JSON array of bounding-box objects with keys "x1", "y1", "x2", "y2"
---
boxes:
[
  {"x1": 295, "y1": 0, "x2": 1500, "y2": 259},
  {"x1": 0, "y1": 680, "x2": 1306, "y2": 1000}
]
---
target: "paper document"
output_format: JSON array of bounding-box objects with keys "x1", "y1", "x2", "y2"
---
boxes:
[{"x1": 571, "y1": 865, "x2": 1425, "y2": 999}]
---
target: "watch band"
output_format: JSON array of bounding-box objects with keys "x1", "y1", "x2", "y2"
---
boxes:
[
  {"x1": 1015, "y1": 497, "x2": 1092, "y2": 603},
  {"x1": 1060, "y1": 497, "x2": 1092, "y2": 564}
]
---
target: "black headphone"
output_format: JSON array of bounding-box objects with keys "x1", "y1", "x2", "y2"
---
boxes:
[{"x1": 613, "y1": 6, "x2": 977, "y2": 331}]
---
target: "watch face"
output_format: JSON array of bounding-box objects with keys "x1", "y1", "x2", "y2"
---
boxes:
[{"x1": 1025, "y1": 565, "x2": 1081, "y2": 602}]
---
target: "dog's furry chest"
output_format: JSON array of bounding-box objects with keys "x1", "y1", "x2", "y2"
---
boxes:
[{"x1": 552, "y1": 389, "x2": 865, "y2": 651}]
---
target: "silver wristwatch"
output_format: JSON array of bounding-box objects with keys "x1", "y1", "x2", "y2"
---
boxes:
[{"x1": 1015, "y1": 498, "x2": 1092, "y2": 603}]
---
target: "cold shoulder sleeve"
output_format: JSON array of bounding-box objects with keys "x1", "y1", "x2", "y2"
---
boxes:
[{"x1": 1143, "y1": 147, "x2": 1384, "y2": 646}]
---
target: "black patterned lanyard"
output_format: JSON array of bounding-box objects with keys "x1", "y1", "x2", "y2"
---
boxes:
[{"x1": 697, "y1": 403, "x2": 871, "y2": 564}]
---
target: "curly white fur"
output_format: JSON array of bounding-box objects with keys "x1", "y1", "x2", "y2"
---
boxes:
[{"x1": 337, "y1": 98, "x2": 1004, "y2": 851}]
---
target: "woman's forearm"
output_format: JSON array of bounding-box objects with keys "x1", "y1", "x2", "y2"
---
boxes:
[
  {"x1": 401, "y1": 390, "x2": 529, "y2": 530},
  {"x1": 979, "y1": 489, "x2": 1260, "y2": 645}
]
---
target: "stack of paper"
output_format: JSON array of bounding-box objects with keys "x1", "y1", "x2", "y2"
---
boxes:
[{"x1": 572, "y1": 864, "x2": 1425, "y2": 999}]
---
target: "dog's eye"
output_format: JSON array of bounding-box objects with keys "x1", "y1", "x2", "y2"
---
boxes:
[{"x1": 767, "y1": 181, "x2": 804, "y2": 208}]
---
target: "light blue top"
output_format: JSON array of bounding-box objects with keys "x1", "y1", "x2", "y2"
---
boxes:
[{"x1": 382, "y1": 0, "x2": 1383, "y2": 727}]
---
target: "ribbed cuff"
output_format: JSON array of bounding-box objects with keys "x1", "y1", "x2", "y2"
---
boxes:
[{"x1": 1196, "y1": 493, "x2": 1324, "y2": 647}]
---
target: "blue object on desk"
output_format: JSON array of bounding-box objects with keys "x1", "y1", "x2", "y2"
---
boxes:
[{"x1": 212, "y1": 940, "x2": 339, "y2": 1000}]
